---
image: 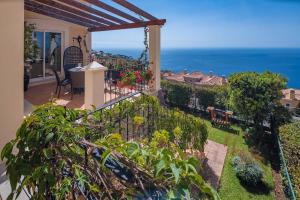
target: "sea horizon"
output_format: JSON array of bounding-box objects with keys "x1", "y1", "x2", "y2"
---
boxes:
[{"x1": 95, "y1": 47, "x2": 300, "y2": 89}]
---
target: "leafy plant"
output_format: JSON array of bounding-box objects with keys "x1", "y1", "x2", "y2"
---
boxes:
[
  {"x1": 279, "y1": 121, "x2": 300, "y2": 199},
  {"x1": 228, "y1": 71, "x2": 287, "y2": 135},
  {"x1": 161, "y1": 80, "x2": 228, "y2": 110},
  {"x1": 119, "y1": 69, "x2": 153, "y2": 88},
  {"x1": 1, "y1": 95, "x2": 216, "y2": 199},
  {"x1": 161, "y1": 80, "x2": 192, "y2": 108},
  {"x1": 231, "y1": 154, "x2": 264, "y2": 187},
  {"x1": 24, "y1": 23, "x2": 38, "y2": 61}
]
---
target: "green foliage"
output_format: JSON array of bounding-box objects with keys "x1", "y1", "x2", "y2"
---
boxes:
[
  {"x1": 232, "y1": 155, "x2": 264, "y2": 187},
  {"x1": 1, "y1": 95, "x2": 214, "y2": 199},
  {"x1": 24, "y1": 23, "x2": 38, "y2": 61},
  {"x1": 279, "y1": 121, "x2": 300, "y2": 199},
  {"x1": 162, "y1": 80, "x2": 229, "y2": 110},
  {"x1": 195, "y1": 85, "x2": 229, "y2": 110},
  {"x1": 161, "y1": 80, "x2": 192, "y2": 108},
  {"x1": 295, "y1": 102, "x2": 300, "y2": 116},
  {"x1": 1, "y1": 103, "x2": 85, "y2": 199},
  {"x1": 95, "y1": 131, "x2": 220, "y2": 199},
  {"x1": 88, "y1": 94, "x2": 208, "y2": 152},
  {"x1": 228, "y1": 71, "x2": 287, "y2": 134}
]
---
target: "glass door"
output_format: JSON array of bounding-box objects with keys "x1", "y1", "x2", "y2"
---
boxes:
[
  {"x1": 31, "y1": 31, "x2": 62, "y2": 80},
  {"x1": 31, "y1": 31, "x2": 44, "y2": 79}
]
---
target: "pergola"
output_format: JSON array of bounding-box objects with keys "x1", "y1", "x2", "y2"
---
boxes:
[
  {"x1": 0, "y1": 0, "x2": 165, "y2": 160},
  {"x1": 24, "y1": 0, "x2": 165, "y2": 108},
  {"x1": 24, "y1": 0, "x2": 166, "y2": 32}
]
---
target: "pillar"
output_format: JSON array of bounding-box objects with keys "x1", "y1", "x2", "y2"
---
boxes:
[
  {"x1": 148, "y1": 25, "x2": 161, "y2": 92},
  {"x1": 0, "y1": 0, "x2": 24, "y2": 154},
  {"x1": 84, "y1": 61, "x2": 107, "y2": 109}
]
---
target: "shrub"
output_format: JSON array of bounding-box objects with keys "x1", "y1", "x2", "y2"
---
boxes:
[
  {"x1": 161, "y1": 80, "x2": 228, "y2": 110},
  {"x1": 236, "y1": 163, "x2": 264, "y2": 186},
  {"x1": 279, "y1": 121, "x2": 300, "y2": 198},
  {"x1": 232, "y1": 154, "x2": 264, "y2": 187},
  {"x1": 232, "y1": 156, "x2": 242, "y2": 168},
  {"x1": 161, "y1": 80, "x2": 192, "y2": 108}
]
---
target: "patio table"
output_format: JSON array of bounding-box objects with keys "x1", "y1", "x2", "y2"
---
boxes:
[{"x1": 68, "y1": 67, "x2": 85, "y2": 93}]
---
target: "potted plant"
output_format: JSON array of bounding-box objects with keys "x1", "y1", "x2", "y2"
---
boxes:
[{"x1": 24, "y1": 23, "x2": 38, "y2": 91}]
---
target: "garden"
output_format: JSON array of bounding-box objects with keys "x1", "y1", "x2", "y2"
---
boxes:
[
  {"x1": 161, "y1": 71, "x2": 295, "y2": 200},
  {"x1": 1, "y1": 71, "x2": 297, "y2": 200},
  {"x1": 1, "y1": 95, "x2": 219, "y2": 200}
]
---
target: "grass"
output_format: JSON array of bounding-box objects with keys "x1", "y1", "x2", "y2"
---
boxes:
[{"x1": 203, "y1": 120, "x2": 275, "y2": 200}]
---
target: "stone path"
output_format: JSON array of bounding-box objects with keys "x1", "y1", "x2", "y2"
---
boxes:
[{"x1": 202, "y1": 140, "x2": 228, "y2": 190}]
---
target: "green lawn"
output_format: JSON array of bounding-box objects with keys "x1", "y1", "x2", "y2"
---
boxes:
[{"x1": 204, "y1": 120, "x2": 275, "y2": 200}]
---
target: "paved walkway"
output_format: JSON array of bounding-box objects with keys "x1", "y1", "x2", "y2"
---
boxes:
[{"x1": 202, "y1": 140, "x2": 228, "y2": 189}]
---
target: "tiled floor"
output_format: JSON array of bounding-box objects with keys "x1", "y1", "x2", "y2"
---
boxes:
[
  {"x1": 24, "y1": 82, "x2": 129, "y2": 111},
  {"x1": 25, "y1": 82, "x2": 85, "y2": 109}
]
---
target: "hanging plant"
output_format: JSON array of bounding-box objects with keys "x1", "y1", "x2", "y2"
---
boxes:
[
  {"x1": 119, "y1": 69, "x2": 153, "y2": 88},
  {"x1": 24, "y1": 23, "x2": 38, "y2": 61}
]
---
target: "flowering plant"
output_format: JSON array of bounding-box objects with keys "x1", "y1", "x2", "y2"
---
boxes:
[{"x1": 119, "y1": 69, "x2": 153, "y2": 88}]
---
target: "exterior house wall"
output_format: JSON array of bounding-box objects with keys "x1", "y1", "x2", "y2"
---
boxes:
[
  {"x1": 0, "y1": 0, "x2": 24, "y2": 159},
  {"x1": 24, "y1": 11, "x2": 91, "y2": 80}
]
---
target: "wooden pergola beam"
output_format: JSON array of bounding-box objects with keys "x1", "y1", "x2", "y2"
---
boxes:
[
  {"x1": 83, "y1": 0, "x2": 140, "y2": 23},
  {"x1": 25, "y1": 4, "x2": 92, "y2": 28},
  {"x1": 112, "y1": 0, "x2": 157, "y2": 21},
  {"x1": 56, "y1": 0, "x2": 126, "y2": 24},
  {"x1": 89, "y1": 19, "x2": 166, "y2": 32},
  {"x1": 33, "y1": 0, "x2": 115, "y2": 26},
  {"x1": 25, "y1": 0, "x2": 105, "y2": 28}
]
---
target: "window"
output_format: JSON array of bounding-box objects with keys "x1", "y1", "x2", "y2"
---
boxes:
[{"x1": 31, "y1": 31, "x2": 62, "y2": 79}]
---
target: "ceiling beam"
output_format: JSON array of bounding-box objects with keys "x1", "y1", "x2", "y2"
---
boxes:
[
  {"x1": 25, "y1": 0, "x2": 104, "y2": 28},
  {"x1": 89, "y1": 19, "x2": 166, "y2": 32},
  {"x1": 25, "y1": 4, "x2": 92, "y2": 28},
  {"x1": 83, "y1": 0, "x2": 140, "y2": 23},
  {"x1": 112, "y1": 0, "x2": 157, "y2": 21},
  {"x1": 33, "y1": 0, "x2": 115, "y2": 26},
  {"x1": 56, "y1": 0, "x2": 127, "y2": 24}
]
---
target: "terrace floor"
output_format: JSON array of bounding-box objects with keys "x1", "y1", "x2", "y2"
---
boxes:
[
  {"x1": 24, "y1": 82, "x2": 129, "y2": 113},
  {"x1": 25, "y1": 82, "x2": 85, "y2": 110}
]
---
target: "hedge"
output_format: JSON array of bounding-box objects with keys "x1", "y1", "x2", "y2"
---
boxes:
[
  {"x1": 279, "y1": 121, "x2": 300, "y2": 199},
  {"x1": 161, "y1": 80, "x2": 229, "y2": 110}
]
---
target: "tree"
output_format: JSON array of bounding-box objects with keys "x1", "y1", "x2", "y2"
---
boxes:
[
  {"x1": 295, "y1": 102, "x2": 300, "y2": 116},
  {"x1": 228, "y1": 71, "x2": 287, "y2": 135}
]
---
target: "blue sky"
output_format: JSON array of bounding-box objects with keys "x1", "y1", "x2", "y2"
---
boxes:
[{"x1": 92, "y1": 0, "x2": 300, "y2": 49}]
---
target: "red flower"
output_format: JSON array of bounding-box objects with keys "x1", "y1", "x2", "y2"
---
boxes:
[
  {"x1": 137, "y1": 77, "x2": 142, "y2": 83},
  {"x1": 120, "y1": 72, "x2": 125, "y2": 77},
  {"x1": 134, "y1": 71, "x2": 141, "y2": 76}
]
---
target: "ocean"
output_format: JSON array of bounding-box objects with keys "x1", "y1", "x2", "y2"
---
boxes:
[{"x1": 99, "y1": 48, "x2": 300, "y2": 88}]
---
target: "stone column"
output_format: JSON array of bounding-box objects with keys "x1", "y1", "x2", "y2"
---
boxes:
[
  {"x1": 84, "y1": 61, "x2": 107, "y2": 109},
  {"x1": 0, "y1": 0, "x2": 24, "y2": 154},
  {"x1": 148, "y1": 25, "x2": 161, "y2": 92}
]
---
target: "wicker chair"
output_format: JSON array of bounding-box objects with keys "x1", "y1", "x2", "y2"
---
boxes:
[{"x1": 63, "y1": 46, "x2": 83, "y2": 80}]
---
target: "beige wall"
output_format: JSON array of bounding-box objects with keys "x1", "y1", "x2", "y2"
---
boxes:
[
  {"x1": 25, "y1": 11, "x2": 91, "y2": 73},
  {"x1": 0, "y1": 0, "x2": 24, "y2": 153}
]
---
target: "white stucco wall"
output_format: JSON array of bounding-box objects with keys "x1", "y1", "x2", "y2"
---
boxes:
[{"x1": 0, "y1": 0, "x2": 24, "y2": 157}]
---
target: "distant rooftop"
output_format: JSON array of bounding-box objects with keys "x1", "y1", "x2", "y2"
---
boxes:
[{"x1": 163, "y1": 71, "x2": 227, "y2": 86}]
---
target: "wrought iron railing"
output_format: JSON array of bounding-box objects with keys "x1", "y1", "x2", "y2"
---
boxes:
[{"x1": 91, "y1": 54, "x2": 150, "y2": 103}]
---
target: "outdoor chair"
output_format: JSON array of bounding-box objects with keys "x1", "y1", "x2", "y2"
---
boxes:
[
  {"x1": 52, "y1": 68, "x2": 73, "y2": 99},
  {"x1": 63, "y1": 46, "x2": 83, "y2": 80}
]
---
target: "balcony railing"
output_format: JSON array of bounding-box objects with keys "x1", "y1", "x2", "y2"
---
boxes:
[{"x1": 91, "y1": 54, "x2": 151, "y2": 104}]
